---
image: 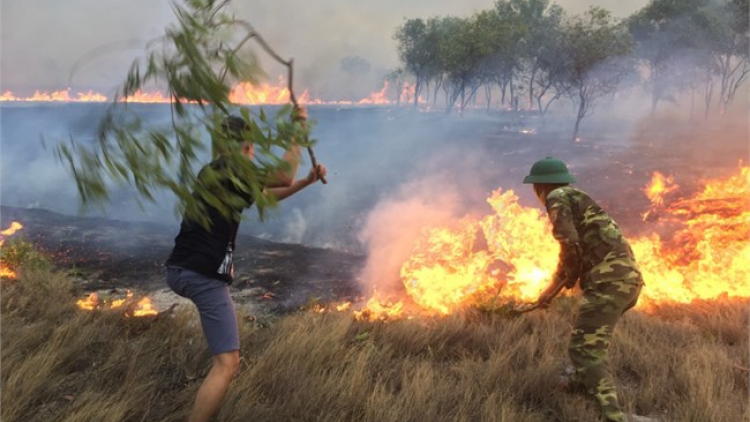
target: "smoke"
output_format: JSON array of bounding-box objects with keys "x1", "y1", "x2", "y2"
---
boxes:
[
  {"x1": 355, "y1": 175, "x2": 466, "y2": 296},
  {"x1": 1, "y1": 0, "x2": 648, "y2": 97},
  {"x1": 280, "y1": 208, "x2": 308, "y2": 244}
]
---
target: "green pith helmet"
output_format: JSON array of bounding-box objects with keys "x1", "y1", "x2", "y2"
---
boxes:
[{"x1": 522, "y1": 156, "x2": 577, "y2": 184}]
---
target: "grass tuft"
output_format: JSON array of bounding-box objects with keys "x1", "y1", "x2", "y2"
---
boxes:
[{"x1": 2, "y1": 245, "x2": 748, "y2": 421}]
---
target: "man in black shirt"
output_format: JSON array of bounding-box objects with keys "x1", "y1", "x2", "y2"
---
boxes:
[{"x1": 166, "y1": 107, "x2": 326, "y2": 422}]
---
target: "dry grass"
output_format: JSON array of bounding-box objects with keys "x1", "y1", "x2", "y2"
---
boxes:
[{"x1": 2, "y1": 252, "x2": 748, "y2": 422}]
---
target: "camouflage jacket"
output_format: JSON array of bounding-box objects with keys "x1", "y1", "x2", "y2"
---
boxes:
[{"x1": 544, "y1": 186, "x2": 641, "y2": 289}]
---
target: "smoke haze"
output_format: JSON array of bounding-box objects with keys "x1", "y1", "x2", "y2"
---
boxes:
[{"x1": 1, "y1": 0, "x2": 648, "y2": 97}]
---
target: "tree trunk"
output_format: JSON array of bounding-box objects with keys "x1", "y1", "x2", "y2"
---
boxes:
[
  {"x1": 572, "y1": 115, "x2": 582, "y2": 143},
  {"x1": 500, "y1": 79, "x2": 508, "y2": 105},
  {"x1": 413, "y1": 75, "x2": 422, "y2": 109},
  {"x1": 528, "y1": 66, "x2": 537, "y2": 112},
  {"x1": 572, "y1": 90, "x2": 586, "y2": 142},
  {"x1": 459, "y1": 82, "x2": 466, "y2": 114},
  {"x1": 704, "y1": 70, "x2": 714, "y2": 120},
  {"x1": 433, "y1": 78, "x2": 442, "y2": 107},
  {"x1": 485, "y1": 84, "x2": 492, "y2": 111}
]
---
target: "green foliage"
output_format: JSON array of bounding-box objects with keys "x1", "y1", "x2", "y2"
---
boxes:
[
  {"x1": 56, "y1": 0, "x2": 313, "y2": 227},
  {"x1": 626, "y1": 0, "x2": 749, "y2": 113},
  {"x1": 1, "y1": 238, "x2": 51, "y2": 275},
  {"x1": 560, "y1": 7, "x2": 634, "y2": 139},
  {"x1": 390, "y1": 0, "x2": 747, "y2": 120}
]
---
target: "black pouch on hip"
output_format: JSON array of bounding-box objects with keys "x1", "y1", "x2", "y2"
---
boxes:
[{"x1": 217, "y1": 243, "x2": 234, "y2": 284}]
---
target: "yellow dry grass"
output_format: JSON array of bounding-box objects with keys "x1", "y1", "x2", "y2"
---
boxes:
[{"x1": 2, "y1": 254, "x2": 748, "y2": 422}]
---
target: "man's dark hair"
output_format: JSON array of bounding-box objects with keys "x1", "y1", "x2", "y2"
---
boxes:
[{"x1": 222, "y1": 115, "x2": 250, "y2": 143}]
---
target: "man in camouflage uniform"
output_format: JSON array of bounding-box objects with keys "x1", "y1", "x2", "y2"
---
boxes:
[{"x1": 522, "y1": 157, "x2": 644, "y2": 422}]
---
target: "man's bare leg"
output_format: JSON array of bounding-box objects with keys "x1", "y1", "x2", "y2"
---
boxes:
[{"x1": 188, "y1": 350, "x2": 240, "y2": 422}]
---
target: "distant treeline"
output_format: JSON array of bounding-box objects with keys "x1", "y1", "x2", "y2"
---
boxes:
[{"x1": 389, "y1": 0, "x2": 748, "y2": 139}]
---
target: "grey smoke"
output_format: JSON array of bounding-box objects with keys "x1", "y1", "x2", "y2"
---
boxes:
[{"x1": 1, "y1": 0, "x2": 647, "y2": 96}]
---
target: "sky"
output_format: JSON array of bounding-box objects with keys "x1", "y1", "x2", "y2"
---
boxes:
[{"x1": 1, "y1": 0, "x2": 649, "y2": 99}]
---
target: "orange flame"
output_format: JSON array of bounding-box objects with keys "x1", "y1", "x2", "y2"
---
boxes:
[
  {"x1": 76, "y1": 292, "x2": 100, "y2": 310},
  {"x1": 0, "y1": 221, "x2": 24, "y2": 279},
  {"x1": 121, "y1": 90, "x2": 173, "y2": 103},
  {"x1": 228, "y1": 76, "x2": 314, "y2": 105},
  {"x1": 131, "y1": 296, "x2": 158, "y2": 317},
  {"x1": 353, "y1": 294, "x2": 406, "y2": 321},
  {"x1": 398, "y1": 82, "x2": 425, "y2": 105},
  {"x1": 76, "y1": 289, "x2": 158, "y2": 317},
  {"x1": 641, "y1": 171, "x2": 679, "y2": 220},
  {"x1": 1, "y1": 221, "x2": 23, "y2": 237},
  {"x1": 356, "y1": 81, "x2": 391, "y2": 105},
  {"x1": 631, "y1": 165, "x2": 750, "y2": 306},
  {"x1": 0, "y1": 89, "x2": 107, "y2": 102},
  {"x1": 642, "y1": 171, "x2": 679, "y2": 206},
  {"x1": 354, "y1": 166, "x2": 750, "y2": 320},
  {"x1": 0, "y1": 78, "x2": 408, "y2": 106}
]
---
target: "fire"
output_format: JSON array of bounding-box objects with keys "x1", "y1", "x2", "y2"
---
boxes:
[
  {"x1": 353, "y1": 294, "x2": 406, "y2": 321},
  {"x1": 0, "y1": 89, "x2": 107, "y2": 102},
  {"x1": 122, "y1": 90, "x2": 173, "y2": 103},
  {"x1": 228, "y1": 76, "x2": 314, "y2": 105},
  {"x1": 1, "y1": 221, "x2": 23, "y2": 237},
  {"x1": 641, "y1": 171, "x2": 679, "y2": 220},
  {"x1": 354, "y1": 190, "x2": 556, "y2": 319},
  {"x1": 631, "y1": 166, "x2": 750, "y2": 307},
  {"x1": 398, "y1": 82, "x2": 426, "y2": 105},
  {"x1": 76, "y1": 290, "x2": 158, "y2": 317},
  {"x1": 355, "y1": 81, "x2": 391, "y2": 105},
  {"x1": 76, "y1": 292, "x2": 100, "y2": 310},
  {"x1": 131, "y1": 296, "x2": 158, "y2": 317},
  {"x1": 0, "y1": 221, "x2": 24, "y2": 279},
  {"x1": 355, "y1": 166, "x2": 750, "y2": 320},
  {"x1": 0, "y1": 267, "x2": 17, "y2": 279},
  {"x1": 642, "y1": 171, "x2": 679, "y2": 206},
  {"x1": 0, "y1": 78, "x2": 402, "y2": 106}
]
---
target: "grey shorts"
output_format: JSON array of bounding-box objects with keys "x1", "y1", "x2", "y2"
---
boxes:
[{"x1": 166, "y1": 266, "x2": 239, "y2": 355}]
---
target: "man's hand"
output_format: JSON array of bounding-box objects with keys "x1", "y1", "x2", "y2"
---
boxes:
[
  {"x1": 514, "y1": 302, "x2": 538, "y2": 313},
  {"x1": 305, "y1": 164, "x2": 327, "y2": 185},
  {"x1": 537, "y1": 293, "x2": 554, "y2": 309},
  {"x1": 292, "y1": 105, "x2": 308, "y2": 125}
]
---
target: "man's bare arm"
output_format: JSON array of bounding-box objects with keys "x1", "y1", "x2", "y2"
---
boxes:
[{"x1": 265, "y1": 164, "x2": 326, "y2": 202}]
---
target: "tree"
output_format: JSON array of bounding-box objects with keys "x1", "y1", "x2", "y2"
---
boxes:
[
  {"x1": 471, "y1": 10, "x2": 515, "y2": 111},
  {"x1": 525, "y1": 4, "x2": 568, "y2": 114},
  {"x1": 56, "y1": 0, "x2": 315, "y2": 227},
  {"x1": 495, "y1": 0, "x2": 566, "y2": 112},
  {"x1": 492, "y1": 1, "x2": 526, "y2": 108},
  {"x1": 435, "y1": 16, "x2": 498, "y2": 113},
  {"x1": 628, "y1": 0, "x2": 713, "y2": 115},
  {"x1": 394, "y1": 18, "x2": 441, "y2": 109},
  {"x1": 702, "y1": 0, "x2": 750, "y2": 113},
  {"x1": 562, "y1": 7, "x2": 634, "y2": 141},
  {"x1": 385, "y1": 68, "x2": 406, "y2": 106}
]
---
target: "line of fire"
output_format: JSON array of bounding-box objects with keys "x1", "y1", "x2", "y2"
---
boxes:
[
  {"x1": 0, "y1": 78, "x2": 417, "y2": 107},
  {"x1": 2, "y1": 163, "x2": 747, "y2": 320}
]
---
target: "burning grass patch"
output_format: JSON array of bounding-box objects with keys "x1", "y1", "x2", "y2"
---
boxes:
[{"x1": 2, "y1": 247, "x2": 748, "y2": 422}]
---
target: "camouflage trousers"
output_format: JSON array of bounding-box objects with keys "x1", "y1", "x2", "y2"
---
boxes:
[{"x1": 568, "y1": 277, "x2": 642, "y2": 422}]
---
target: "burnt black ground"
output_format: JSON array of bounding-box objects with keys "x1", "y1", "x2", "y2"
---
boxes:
[{"x1": 0, "y1": 205, "x2": 365, "y2": 313}]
